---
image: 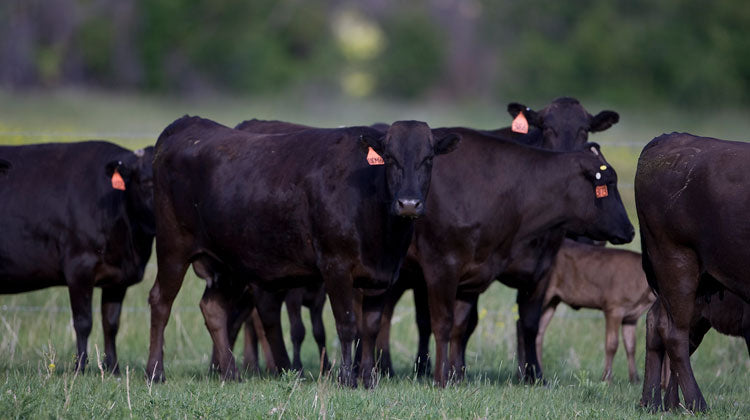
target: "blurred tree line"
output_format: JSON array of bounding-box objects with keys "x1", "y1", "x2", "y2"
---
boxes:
[{"x1": 1, "y1": 0, "x2": 749, "y2": 107}]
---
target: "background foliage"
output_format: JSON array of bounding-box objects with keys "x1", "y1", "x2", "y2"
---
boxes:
[{"x1": 3, "y1": 0, "x2": 750, "y2": 107}]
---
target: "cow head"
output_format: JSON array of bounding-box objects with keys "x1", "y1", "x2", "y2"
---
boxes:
[
  {"x1": 0, "y1": 159, "x2": 10, "y2": 176},
  {"x1": 360, "y1": 121, "x2": 460, "y2": 218},
  {"x1": 105, "y1": 146, "x2": 156, "y2": 234},
  {"x1": 566, "y1": 143, "x2": 634, "y2": 244},
  {"x1": 508, "y1": 97, "x2": 619, "y2": 150}
]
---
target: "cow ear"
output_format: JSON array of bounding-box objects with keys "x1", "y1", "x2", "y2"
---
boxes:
[
  {"x1": 0, "y1": 159, "x2": 11, "y2": 175},
  {"x1": 507, "y1": 102, "x2": 541, "y2": 128},
  {"x1": 589, "y1": 110, "x2": 619, "y2": 132},
  {"x1": 434, "y1": 132, "x2": 461, "y2": 155},
  {"x1": 359, "y1": 132, "x2": 385, "y2": 155}
]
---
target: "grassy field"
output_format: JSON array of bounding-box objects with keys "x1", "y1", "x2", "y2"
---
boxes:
[{"x1": 1, "y1": 90, "x2": 749, "y2": 418}]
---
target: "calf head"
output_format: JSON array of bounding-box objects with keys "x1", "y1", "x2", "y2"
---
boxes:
[
  {"x1": 105, "y1": 146, "x2": 156, "y2": 233},
  {"x1": 508, "y1": 97, "x2": 619, "y2": 150},
  {"x1": 360, "y1": 121, "x2": 460, "y2": 218},
  {"x1": 566, "y1": 143, "x2": 634, "y2": 244}
]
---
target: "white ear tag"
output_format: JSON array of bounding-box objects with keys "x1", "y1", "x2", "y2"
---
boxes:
[
  {"x1": 595, "y1": 172, "x2": 601, "y2": 180},
  {"x1": 590, "y1": 146, "x2": 599, "y2": 156}
]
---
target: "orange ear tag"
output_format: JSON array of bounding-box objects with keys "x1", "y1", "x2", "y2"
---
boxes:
[
  {"x1": 111, "y1": 169, "x2": 126, "y2": 191},
  {"x1": 366, "y1": 147, "x2": 384, "y2": 165},
  {"x1": 595, "y1": 184, "x2": 608, "y2": 198},
  {"x1": 511, "y1": 112, "x2": 529, "y2": 134}
]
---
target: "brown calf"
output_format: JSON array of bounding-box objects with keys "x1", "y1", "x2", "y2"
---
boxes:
[{"x1": 533, "y1": 240, "x2": 655, "y2": 382}]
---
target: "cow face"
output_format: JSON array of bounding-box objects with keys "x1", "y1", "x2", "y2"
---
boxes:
[
  {"x1": 360, "y1": 121, "x2": 460, "y2": 218},
  {"x1": 105, "y1": 147, "x2": 156, "y2": 233},
  {"x1": 569, "y1": 144, "x2": 634, "y2": 244},
  {"x1": 508, "y1": 97, "x2": 619, "y2": 151}
]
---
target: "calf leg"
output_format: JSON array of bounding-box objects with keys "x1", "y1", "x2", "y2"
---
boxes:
[
  {"x1": 200, "y1": 284, "x2": 238, "y2": 380},
  {"x1": 621, "y1": 321, "x2": 639, "y2": 383},
  {"x1": 601, "y1": 312, "x2": 623, "y2": 382},
  {"x1": 535, "y1": 303, "x2": 558, "y2": 373},
  {"x1": 285, "y1": 289, "x2": 305, "y2": 371},
  {"x1": 211, "y1": 286, "x2": 253, "y2": 372},
  {"x1": 101, "y1": 286, "x2": 127, "y2": 374},
  {"x1": 67, "y1": 278, "x2": 94, "y2": 373}
]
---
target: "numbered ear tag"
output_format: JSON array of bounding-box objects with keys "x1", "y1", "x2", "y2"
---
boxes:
[
  {"x1": 595, "y1": 184, "x2": 608, "y2": 198},
  {"x1": 511, "y1": 112, "x2": 529, "y2": 134},
  {"x1": 366, "y1": 147, "x2": 384, "y2": 165},
  {"x1": 111, "y1": 169, "x2": 126, "y2": 191}
]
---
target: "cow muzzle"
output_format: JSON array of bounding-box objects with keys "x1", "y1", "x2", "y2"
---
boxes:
[{"x1": 394, "y1": 198, "x2": 424, "y2": 218}]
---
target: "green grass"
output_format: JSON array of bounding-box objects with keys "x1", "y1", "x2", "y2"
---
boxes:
[{"x1": 1, "y1": 90, "x2": 749, "y2": 418}]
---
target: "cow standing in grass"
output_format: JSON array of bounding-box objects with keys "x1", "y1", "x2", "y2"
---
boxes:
[
  {"x1": 146, "y1": 116, "x2": 459, "y2": 386},
  {"x1": 0, "y1": 142, "x2": 155, "y2": 373},
  {"x1": 375, "y1": 97, "x2": 622, "y2": 380},
  {"x1": 636, "y1": 132, "x2": 750, "y2": 412}
]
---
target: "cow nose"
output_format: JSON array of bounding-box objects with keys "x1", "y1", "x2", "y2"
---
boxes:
[{"x1": 396, "y1": 198, "x2": 423, "y2": 218}]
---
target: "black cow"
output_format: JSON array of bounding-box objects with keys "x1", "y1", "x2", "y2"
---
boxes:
[
  {"x1": 398, "y1": 128, "x2": 633, "y2": 386},
  {"x1": 375, "y1": 98, "x2": 621, "y2": 379},
  {"x1": 636, "y1": 132, "x2": 750, "y2": 412},
  {"x1": 488, "y1": 97, "x2": 619, "y2": 149},
  {"x1": 0, "y1": 142, "x2": 155, "y2": 373},
  {"x1": 146, "y1": 116, "x2": 459, "y2": 386}
]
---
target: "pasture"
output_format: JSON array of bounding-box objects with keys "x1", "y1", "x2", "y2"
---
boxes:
[{"x1": 1, "y1": 91, "x2": 749, "y2": 418}]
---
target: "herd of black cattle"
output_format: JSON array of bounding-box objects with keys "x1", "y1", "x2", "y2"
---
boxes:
[{"x1": 0, "y1": 97, "x2": 748, "y2": 412}]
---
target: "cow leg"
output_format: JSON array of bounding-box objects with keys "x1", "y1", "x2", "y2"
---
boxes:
[
  {"x1": 147, "y1": 256, "x2": 189, "y2": 383},
  {"x1": 199, "y1": 284, "x2": 238, "y2": 380},
  {"x1": 516, "y1": 291, "x2": 545, "y2": 383},
  {"x1": 665, "y1": 315, "x2": 712, "y2": 409},
  {"x1": 323, "y1": 271, "x2": 357, "y2": 387},
  {"x1": 285, "y1": 289, "x2": 305, "y2": 371},
  {"x1": 449, "y1": 296, "x2": 477, "y2": 381},
  {"x1": 101, "y1": 286, "x2": 127, "y2": 374},
  {"x1": 622, "y1": 321, "x2": 639, "y2": 383},
  {"x1": 242, "y1": 316, "x2": 260, "y2": 374},
  {"x1": 413, "y1": 277, "x2": 432, "y2": 377},
  {"x1": 211, "y1": 286, "x2": 252, "y2": 372},
  {"x1": 424, "y1": 265, "x2": 458, "y2": 387},
  {"x1": 535, "y1": 303, "x2": 558, "y2": 374},
  {"x1": 253, "y1": 288, "x2": 291, "y2": 373},
  {"x1": 601, "y1": 311, "x2": 623, "y2": 382},
  {"x1": 374, "y1": 279, "x2": 408, "y2": 377},
  {"x1": 308, "y1": 289, "x2": 330, "y2": 372},
  {"x1": 641, "y1": 301, "x2": 666, "y2": 411},
  {"x1": 460, "y1": 301, "x2": 479, "y2": 368},
  {"x1": 657, "y1": 264, "x2": 706, "y2": 411},
  {"x1": 67, "y1": 277, "x2": 94, "y2": 373},
  {"x1": 358, "y1": 291, "x2": 386, "y2": 389}
]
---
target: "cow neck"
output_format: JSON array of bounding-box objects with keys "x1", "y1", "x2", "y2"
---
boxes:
[{"x1": 515, "y1": 152, "x2": 583, "y2": 241}]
